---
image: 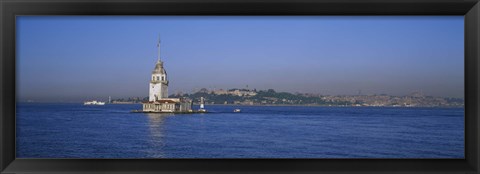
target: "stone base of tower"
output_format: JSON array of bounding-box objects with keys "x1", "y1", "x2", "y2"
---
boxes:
[{"x1": 140, "y1": 98, "x2": 193, "y2": 113}]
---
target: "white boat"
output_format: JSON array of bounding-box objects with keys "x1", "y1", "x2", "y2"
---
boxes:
[
  {"x1": 234, "y1": 109, "x2": 241, "y2": 112},
  {"x1": 84, "y1": 100, "x2": 105, "y2": 105}
]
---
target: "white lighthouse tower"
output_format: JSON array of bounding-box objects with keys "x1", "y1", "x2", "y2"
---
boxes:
[
  {"x1": 149, "y1": 37, "x2": 169, "y2": 101},
  {"x1": 141, "y1": 37, "x2": 192, "y2": 113}
]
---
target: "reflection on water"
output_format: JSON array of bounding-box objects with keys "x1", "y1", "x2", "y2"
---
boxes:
[{"x1": 145, "y1": 113, "x2": 172, "y2": 158}]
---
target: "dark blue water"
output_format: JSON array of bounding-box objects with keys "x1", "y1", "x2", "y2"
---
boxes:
[{"x1": 16, "y1": 103, "x2": 464, "y2": 158}]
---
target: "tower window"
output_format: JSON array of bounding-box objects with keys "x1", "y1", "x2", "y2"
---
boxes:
[
  {"x1": 162, "y1": 76, "x2": 165, "y2": 81},
  {"x1": 157, "y1": 76, "x2": 160, "y2": 81}
]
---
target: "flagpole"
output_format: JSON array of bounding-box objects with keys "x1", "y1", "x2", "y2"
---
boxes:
[{"x1": 157, "y1": 35, "x2": 161, "y2": 62}]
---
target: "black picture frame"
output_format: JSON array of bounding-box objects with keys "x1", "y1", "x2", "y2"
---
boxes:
[{"x1": 1, "y1": 0, "x2": 479, "y2": 173}]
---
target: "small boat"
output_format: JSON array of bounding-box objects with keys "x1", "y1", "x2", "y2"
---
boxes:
[
  {"x1": 84, "y1": 100, "x2": 105, "y2": 105},
  {"x1": 234, "y1": 109, "x2": 241, "y2": 112}
]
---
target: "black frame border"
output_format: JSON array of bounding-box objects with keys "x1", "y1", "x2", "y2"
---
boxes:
[{"x1": 1, "y1": 0, "x2": 479, "y2": 173}]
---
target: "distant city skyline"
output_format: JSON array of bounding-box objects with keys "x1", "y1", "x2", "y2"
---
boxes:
[{"x1": 17, "y1": 16, "x2": 464, "y2": 102}]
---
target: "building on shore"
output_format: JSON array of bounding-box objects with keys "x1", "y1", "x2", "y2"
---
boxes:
[{"x1": 142, "y1": 38, "x2": 193, "y2": 113}]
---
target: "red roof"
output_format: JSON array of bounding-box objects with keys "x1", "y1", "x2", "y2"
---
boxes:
[
  {"x1": 158, "y1": 99, "x2": 177, "y2": 103},
  {"x1": 143, "y1": 100, "x2": 178, "y2": 104}
]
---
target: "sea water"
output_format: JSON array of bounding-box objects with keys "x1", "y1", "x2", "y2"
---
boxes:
[{"x1": 16, "y1": 103, "x2": 464, "y2": 158}]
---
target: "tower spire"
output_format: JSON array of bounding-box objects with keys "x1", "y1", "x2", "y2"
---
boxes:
[{"x1": 157, "y1": 35, "x2": 161, "y2": 62}]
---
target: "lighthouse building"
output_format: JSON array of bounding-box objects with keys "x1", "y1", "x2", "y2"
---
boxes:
[
  {"x1": 149, "y1": 59, "x2": 168, "y2": 101},
  {"x1": 142, "y1": 38, "x2": 192, "y2": 113}
]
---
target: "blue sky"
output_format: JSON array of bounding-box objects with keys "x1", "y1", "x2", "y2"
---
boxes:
[{"x1": 17, "y1": 16, "x2": 464, "y2": 102}]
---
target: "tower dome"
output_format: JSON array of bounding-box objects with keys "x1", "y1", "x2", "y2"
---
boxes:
[{"x1": 152, "y1": 60, "x2": 167, "y2": 75}]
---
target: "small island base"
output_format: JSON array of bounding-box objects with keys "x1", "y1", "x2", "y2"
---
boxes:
[{"x1": 131, "y1": 110, "x2": 208, "y2": 114}]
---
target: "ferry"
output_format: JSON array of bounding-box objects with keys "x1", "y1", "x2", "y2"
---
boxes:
[{"x1": 84, "y1": 100, "x2": 105, "y2": 105}]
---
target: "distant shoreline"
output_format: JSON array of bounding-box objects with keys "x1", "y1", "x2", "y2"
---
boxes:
[
  {"x1": 18, "y1": 102, "x2": 141, "y2": 105},
  {"x1": 203, "y1": 103, "x2": 464, "y2": 108},
  {"x1": 17, "y1": 102, "x2": 464, "y2": 108}
]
